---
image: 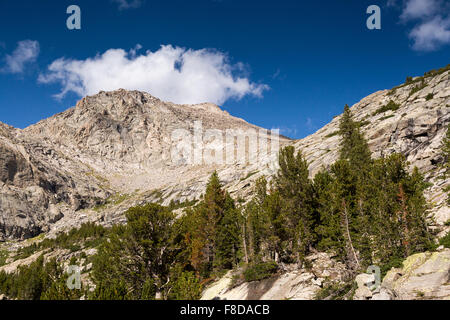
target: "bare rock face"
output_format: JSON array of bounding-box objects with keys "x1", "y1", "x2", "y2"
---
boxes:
[
  {"x1": 376, "y1": 249, "x2": 450, "y2": 300},
  {"x1": 352, "y1": 248, "x2": 450, "y2": 300},
  {"x1": 354, "y1": 273, "x2": 376, "y2": 300},
  {"x1": 201, "y1": 252, "x2": 348, "y2": 300},
  {"x1": 0, "y1": 70, "x2": 449, "y2": 241},
  {"x1": 0, "y1": 90, "x2": 286, "y2": 240},
  {"x1": 0, "y1": 124, "x2": 109, "y2": 240}
]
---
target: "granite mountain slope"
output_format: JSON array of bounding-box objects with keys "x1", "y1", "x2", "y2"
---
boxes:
[
  {"x1": 0, "y1": 69, "x2": 449, "y2": 242},
  {"x1": 0, "y1": 90, "x2": 287, "y2": 240}
]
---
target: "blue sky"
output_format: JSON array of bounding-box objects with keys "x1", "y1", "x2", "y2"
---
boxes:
[{"x1": 0, "y1": 0, "x2": 449, "y2": 139}]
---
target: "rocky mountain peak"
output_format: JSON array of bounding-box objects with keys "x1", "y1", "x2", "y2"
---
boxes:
[{"x1": 0, "y1": 69, "x2": 449, "y2": 241}]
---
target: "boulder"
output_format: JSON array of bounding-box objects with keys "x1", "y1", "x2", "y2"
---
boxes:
[
  {"x1": 354, "y1": 273, "x2": 375, "y2": 300},
  {"x1": 382, "y1": 249, "x2": 450, "y2": 300}
]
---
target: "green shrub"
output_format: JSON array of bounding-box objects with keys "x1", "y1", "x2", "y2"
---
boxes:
[
  {"x1": 439, "y1": 233, "x2": 450, "y2": 248},
  {"x1": 0, "y1": 250, "x2": 9, "y2": 267},
  {"x1": 93, "y1": 193, "x2": 131, "y2": 212},
  {"x1": 14, "y1": 222, "x2": 109, "y2": 261},
  {"x1": 425, "y1": 93, "x2": 434, "y2": 101},
  {"x1": 359, "y1": 120, "x2": 371, "y2": 127},
  {"x1": 409, "y1": 81, "x2": 427, "y2": 96},
  {"x1": 380, "y1": 256, "x2": 404, "y2": 278},
  {"x1": 243, "y1": 261, "x2": 278, "y2": 282},
  {"x1": 423, "y1": 64, "x2": 450, "y2": 78},
  {"x1": 372, "y1": 100, "x2": 400, "y2": 116},
  {"x1": 240, "y1": 171, "x2": 258, "y2": 181},
  {"x1": 89, "y1": 280, "x2": 129, "y2": 300},
  {"x1": 168, "y1": 198, "x2": 198, "y2": 210},
  {"x1": 379, "y1": 114, "x2": 395, "y2": 121},
  {"x1": 387, "y1": 65, "x2": 449, "y2": 96},
  {"x1": 169, "y1": 271, "x2": 203, "y2": 300},
  {"x1": 325, "y1": 131, "x2": 339, "y2": 138},
  {"x1": 0, "y1": 255, "x2": 84, "y2": 300},
  {"x1": 314, "y1": 282, "x2": 356, "y2": 300}
]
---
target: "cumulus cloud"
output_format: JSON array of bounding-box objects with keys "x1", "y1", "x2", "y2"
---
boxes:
[
  {"x1": 400, "y1": 0, "x2": 439, "y2": 21},
  {"x1": 112, "y1": 0, "x2": 143, "y2": 10},
  {"x1": 396, "y1": 0, "x2": 450, "y2": 51},
  {"x1": 410, "y1": 16, "x2": 450, "y2": 51},
  {"x1": 2, "y1": 40, "x2": 39, "y2": 74},
  {"x1": 38, "y1": 45, "x2": 269, "y2": 105}
]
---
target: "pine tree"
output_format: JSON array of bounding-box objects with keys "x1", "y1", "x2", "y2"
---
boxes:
[
  {"x1": 245, "y1": 177, "x2": 286, "y2": 263},
  {"x1": 215, "y1": 193, "x2": 241, "y2": 270},
  {"x1": 339, "y1": 105, "x2": 372, "y2": 171},
  {"x1": 315, "y1": 105, "x2": 432, "y2": 271},
  {"x1": 323, "y1": 159, "x2": 362, "y2": 270},
  {"x1": 203, "y1": 171, "x2": 226, "y2": 268},
  {"x1": 274, "y1": 146, "x2": 316, "y2": 263},
  {"x1": 182, "y1": 171, "x2": 240, "y2": 276},
  {"x1": 91, "y1": 203, "x2": 177, "y2": 300},
  {"x1": 355, "y1": 154, "x2": 432, "y2": 267},
  {"x1": 314, "y1": 169, "x2": 344, "y2": 253},
  {"x1": 90, "y1": 280, "x2": 129, "y2": 300},
  {"x1": 168, "y1": 271, "x2": 203, "y2": 300},
  {"x1": 245, "y1": 177, "x2": 268, "y2": 261},
  {"x1": 337, "y1": 105, "x2": 372, "y2": 269}
]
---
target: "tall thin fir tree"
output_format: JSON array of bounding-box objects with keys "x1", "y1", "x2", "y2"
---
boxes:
[
  {"x1": 274, "y1": 146, "x2": 316, "y2": 264},
  {"x1": 339, "y1": 105, "x2": 372, "y2": 171}
]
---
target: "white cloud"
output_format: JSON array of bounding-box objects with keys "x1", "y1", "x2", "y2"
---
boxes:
[
  {"x1": 275, "y1": 125, "x2": 297, "y2": 137},
  {"x1": 400, "y1": 0, "x2": 439, "y2": 21},
  {"x1": 305, "y1": 117, "x2": 316, "y2": 131},
  {"x1": 2, "y1": 40, "x2": 39, "y2": 74},
  {"x1": 410, "y1": 16, "x2": 450, "y2": 51},
  {"x1": 38, "y1": 45, "x2": 269, "y2": 105},
  {"x1": 112, "y1": 0, "x2": 143, "y2": 10},
  {"x1": 396, "y1": 0, "x2": 450, "y2": 51}
]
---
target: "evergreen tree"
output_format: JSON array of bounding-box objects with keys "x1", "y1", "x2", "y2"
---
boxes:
[
  {"x1": 215, "y1": 194, "x2": 241, "y2": 270},
  {"x1": 274, "y1": 146, "x2": 316, "y2": 263},
  {"x1": 366, "y1": 155, "x2": 433, "y2": 264},
  {"x1": 90, "y1": 280, "x2": 129, "y2": 300},
  {"x1": 0, "y1": 256, "x2": 84, "y2": 300},
  {"x1": 339, "y1": 105, "x2": 372, "y2": 171},
  {"x1": 91, "y1": 203, "x2": 177, "y2": 300},
  {"x1": 318, "y1": 160, "x2": 362, "y2": 270},
  {"x1": 182, "y1": 171, "x2": 240, "y2": 276},
  {"x1": 168, "y1": 271, "x2": 203, "y2": 300},
  {"x1": 337, "y1": 105, "x2": 372, "y2": 269},
  {"x1": 315, "y1": 105, "x2": 433, "y2": 271},
  {"x1": 245, "y1": 177, "x2": 286, "y2": 263}
]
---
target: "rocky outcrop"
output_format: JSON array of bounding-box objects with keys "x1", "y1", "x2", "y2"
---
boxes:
[
  {"x1": 201, "y1": 252, "x2": 349, "y2": 300},
  {"x1": 381, "y1": 248, "x2": 450, "y2": 300},
  {"x1": 0, "y1": 129, "x2": 110, "y2": 240},
  {"x1": 204, "y1": 248, "x2": 450, "y2": 301},
  {"x1": 353, "y1": 248, "x2": 450, "y2": 300}
]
